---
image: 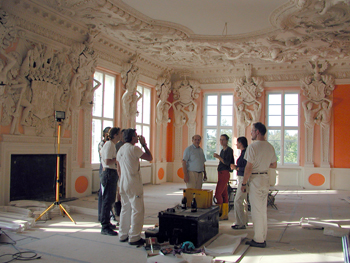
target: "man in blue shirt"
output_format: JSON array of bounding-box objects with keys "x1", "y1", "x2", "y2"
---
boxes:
[{"x1": 182, "y1": 135, "x2": 207, "y2": 189}]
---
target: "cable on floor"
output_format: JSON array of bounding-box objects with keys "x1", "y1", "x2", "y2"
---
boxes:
[{"x1": 0, "y1": 229, "x2": 41, "y2": 262}]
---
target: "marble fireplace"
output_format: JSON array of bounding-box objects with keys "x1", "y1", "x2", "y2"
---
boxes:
[{"x1": 0, "y1": 135, "x2": 72, "y2": 206}]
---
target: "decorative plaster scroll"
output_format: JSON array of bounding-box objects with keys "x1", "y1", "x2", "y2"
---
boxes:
[
  {"x1": 0, "y1": 9, "x2": 16, "y2": 51},
  {"x1": 121, "y1": 54, "x2": 141, "y2": 128},
  {"x1": 4, "y1": 0, "x2": 350, "y2": 70}
]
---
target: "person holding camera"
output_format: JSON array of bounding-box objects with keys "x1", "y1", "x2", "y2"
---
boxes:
[{"x1": 116, "y1": 129, "x2": 153, "y2": 246}]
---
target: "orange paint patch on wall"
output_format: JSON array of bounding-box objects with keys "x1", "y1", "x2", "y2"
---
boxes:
[
  {"x1": 333, "y1": 85, "x2": 350, "y2": 168},
  {"x1": 75, "y1": 176, "x2": 88, "y2": 193},
  {"x1": 158, "y1": 168, "x2": 165, "y2": 180},
  {"x1": 308, "y1": 173, "x2": 325, "y2": 186},
  {"x1": 166, "y1": 92, "x2": 174, "y2": 162},
  {"x1": 177, "y1": 167, "x2": 184, "y2": 179}
]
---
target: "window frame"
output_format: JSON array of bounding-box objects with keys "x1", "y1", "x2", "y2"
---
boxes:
[
  {"x1": 202, "y1": 92, "x2": 234, "y2": 165},
  {"x1": 135, "y1": 84, "x2": 152, "y2": 164},
  {"x1": 91, "y1": 70, "x2": 116, "y2": 167},
  {"x1": 266, "y1": 90, "x2": 300, "y2": 167}
]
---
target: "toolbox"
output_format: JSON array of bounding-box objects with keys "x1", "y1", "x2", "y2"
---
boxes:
[
  {"x1": 158, "y1": 206, "x2": 219, "y2": 247},
  {"x1": 183, "y1": 188, "x2": 213, "y2": 209}
]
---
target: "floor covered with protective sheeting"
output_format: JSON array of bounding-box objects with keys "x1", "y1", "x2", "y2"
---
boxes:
[{"x1": 0, "y1": 183, "x2": 349, "y2": 263}]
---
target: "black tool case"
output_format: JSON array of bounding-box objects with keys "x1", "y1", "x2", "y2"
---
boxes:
[{"x1": 158, "y1": 206, "x2": 219, "y2": 247}]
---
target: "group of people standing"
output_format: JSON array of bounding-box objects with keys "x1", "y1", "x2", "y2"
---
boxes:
[
  {"x1": 98, "y1": 127, "x2": 152, "y2": 246},
  {"x1": 97, "y1": 121, "x2": 276, "y2": 248},
  {"x1": 181, "y1": 122, "x2": 277, "y2": 248}
]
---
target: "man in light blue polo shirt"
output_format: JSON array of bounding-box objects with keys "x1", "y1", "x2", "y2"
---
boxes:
[{"x1": 182, "y1": 134, "x2": 207, "y2": 189}]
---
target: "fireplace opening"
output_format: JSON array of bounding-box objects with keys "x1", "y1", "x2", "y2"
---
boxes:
[{"x1": 10, "y1": 154, "x2": 66, "y2": 202}]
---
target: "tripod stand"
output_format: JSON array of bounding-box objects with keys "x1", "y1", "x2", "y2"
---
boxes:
[{"x1": 35, "y1": 121, "x2": 76, "y2": 224}]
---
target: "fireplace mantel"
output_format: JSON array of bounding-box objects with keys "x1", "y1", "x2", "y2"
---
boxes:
[{"x1": 0, "y1": 135, "x2": 73, "y2": 205}]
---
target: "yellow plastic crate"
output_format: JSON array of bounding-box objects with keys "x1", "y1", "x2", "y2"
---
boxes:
[{"x1": 183, "y1": 188, "x2": 213, "y2": 209}]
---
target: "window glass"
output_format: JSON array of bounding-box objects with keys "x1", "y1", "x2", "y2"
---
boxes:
[
  {"x1": 91, "y1": 71, "x2": 116, "y2": 164},
  {"x1": 103, "y1": 75, "x2": 115, "y2": 119},
  {"x1": 136, "y1": 85, "x2": 151, "y2": 159},
  {"x1": 284, "y1": 130, "x2": 298, "y2": 164},
  {"x1": 267, "y1": 92, "x2": 299, "y2": 165},
  {"x1": 203, "y1": 93, "x2": 233, "y2": 161},
  {"x1": 205, "y1": 129, "x2": 217, "y2": 161}
]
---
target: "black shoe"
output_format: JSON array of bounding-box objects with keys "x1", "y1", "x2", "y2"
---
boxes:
[
  {"x1": 128, "y1": 238, "x2": 145, "y2": 246},
  {"x1": 120, "y1": 236, "x2": 128, "y2": 242},
  {"x1": 101, "y1": 228, "x2": 118, "y2": 236},
  {"x1": 231, "y1": 225, "x2": 246, "y2": 230},
  {"x1": 109, "y1": 223, "x2": 117, "y2": 230},
  {"x1": 245, "y1": 239, "x2": 266, "y2": 248}
]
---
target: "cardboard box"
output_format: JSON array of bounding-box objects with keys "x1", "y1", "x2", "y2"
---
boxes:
[{"x1": 183, "y1": 188, "x2": 213, "y2": 209}]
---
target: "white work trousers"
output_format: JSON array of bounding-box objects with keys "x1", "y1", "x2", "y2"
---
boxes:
[
  {"x1": 119, "y1": 192, "x2": 145, "y2": 242},
  {"x1": 249, "y1": 173, "x2": 270, "y2": 243},
  {"x1": 233, "y1": 176, "x2": 248, "y2": 226},
  {"x1": 186, "y1": 171, "x2": 203, "y2": 189}
]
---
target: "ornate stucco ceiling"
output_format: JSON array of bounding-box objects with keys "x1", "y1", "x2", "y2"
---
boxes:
[{"x1": 2, "y1": 0, "x2": 350, "y2": 82}]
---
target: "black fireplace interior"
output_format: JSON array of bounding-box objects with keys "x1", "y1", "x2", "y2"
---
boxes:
[{"x1": 10, "y1": 154, "x2": 66, "y2": 202}]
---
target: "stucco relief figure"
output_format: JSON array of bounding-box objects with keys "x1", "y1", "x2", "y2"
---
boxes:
[
  {"x1": 246, "y1": 101, "x2": 262, "y2": 124},
  {"x1": 182, "y1": 102, "x2": 197, "y2": 127},
  {"x1": 173, "y1": 103, "x2": 185, "y2": 127},
  {"x1": 235, "y1": 103, "x2": 251, "y2": 137},
  {"x1": 314, "y1": 98, "x2": 332, "y2": 166},
  {"x1": 121, "y1": 55, "x2": 140, "y2": 122},
  {"x1": 315, "y1": 98, "x2": 332, "y2": 128},
  {"x1": 7, "y1": 52, "x2": 32, "y2": 135},
  {"x1": 156, "y1": 71, "x2": 172, "y2": 124},
  {"x1": 82, "y1": 77, "x2": 101, "y2": 106},
  {"x1": 156, "y1": 99, "x2": 171, "y2": 124},
  {"x1": 302, "y1": 100, "x2": 320, "y2": 128},
  {"x1": 129, "y1": 89, "x2": 142, "y2": 123},
  {"x1": 0, "y1": 50, "x2": 17, "y2": 83},
  {"x1": 70, "y1": 54, "x2": 97, "y2": 109}
]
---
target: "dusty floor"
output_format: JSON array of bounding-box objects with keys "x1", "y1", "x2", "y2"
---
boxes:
[{"x1": 0, "y1": 182, "x2": 349, "y2": 263}]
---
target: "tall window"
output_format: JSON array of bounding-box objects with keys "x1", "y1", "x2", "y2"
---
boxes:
[
  {"x1": 203, "y1": 93, "x2": 233, "y2": 161},
  {"x1": 267, "y1": 92, "x2": 299, "y2": 165},
  {"x1": 136, "y1": 85, "x2": 151, "y2": 149},
  {"x1": 91, "y1": 71, "x2": 115, "y2": 164}
]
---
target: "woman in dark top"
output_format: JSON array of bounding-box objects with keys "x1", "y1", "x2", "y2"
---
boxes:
[
  {"x1": 214, "y1": 134, "x2": 235, "y2": 220},
  {"x1": 230, "y1": 136, "x2": 248, "y2": 229}
]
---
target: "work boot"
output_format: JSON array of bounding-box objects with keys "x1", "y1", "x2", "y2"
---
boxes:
[{"x1": 219, "y1": 203, "x2": 229, "y2": 221}]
